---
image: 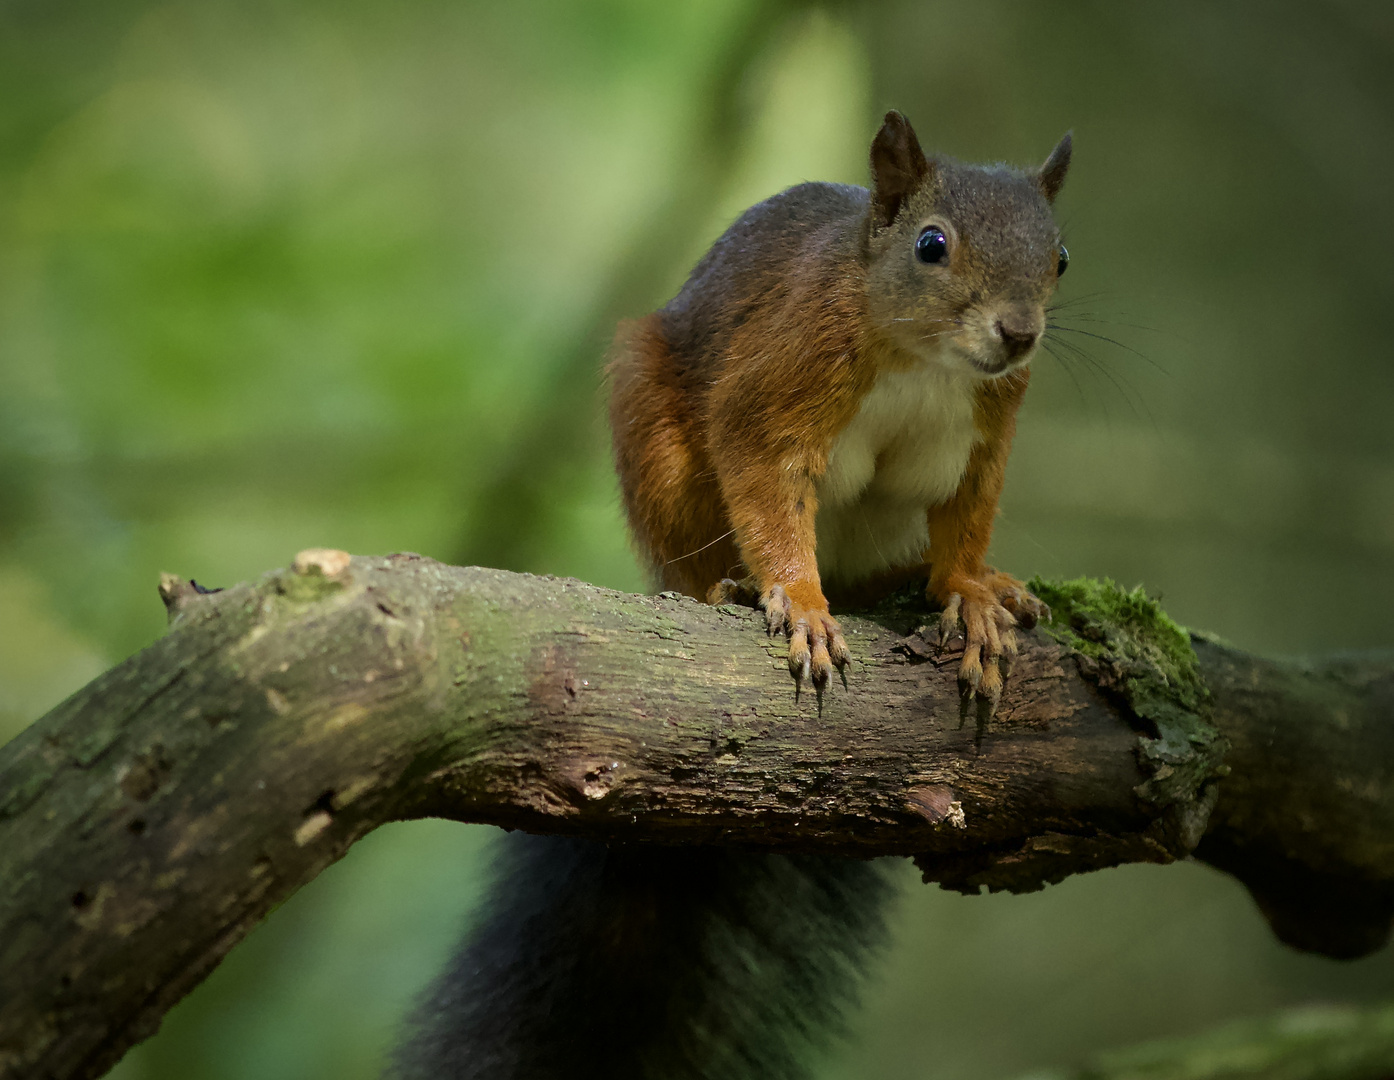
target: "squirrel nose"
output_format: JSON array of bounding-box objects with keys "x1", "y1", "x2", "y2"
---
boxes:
[{"x1": 994, "y1": 318, "x2": 1040, "y2": 360}]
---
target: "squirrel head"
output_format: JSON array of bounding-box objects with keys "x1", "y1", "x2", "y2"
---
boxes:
[{"x1": 862, "y1": 111, "x2": 1071, "y2": 379}]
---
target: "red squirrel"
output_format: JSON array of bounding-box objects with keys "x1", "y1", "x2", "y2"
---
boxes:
[
  {"x1": 391, "y1": 114, "x2": 1073, "y2": 1080},
  {"x1": 609, "y1": 110, "x2": 1070, "y2": 705}
]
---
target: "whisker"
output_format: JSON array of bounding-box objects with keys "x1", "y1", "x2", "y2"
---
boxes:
[
  {"x1": 857, "y1": 505, "x2": 890, "y2": 569},
  {"x1": 1048, "y1": 334, "x2": 1133, "y2": 405},
  {"x1": 1046, "y1": 324, "x2": 1168, "y2": 375},
  {"x1": 1040, "y1": 340, "x2": 1089, "y2": 408},
  {"x1": 1046, "y1": 332, "x2": 1156, "y2": 427},
  {"x1": 664, "y1": 527, "x2": 737, "y2": 565},
  {"x1": 1056, "y1": 314, "x2": 1161, "y2": 334},
  {"x1": 1046, "y1": 291, "x2": 1113, "y2": 313}
]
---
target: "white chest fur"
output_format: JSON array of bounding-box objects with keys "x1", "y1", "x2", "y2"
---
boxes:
[{"x1": 815, "y1": 362, "x2": 980, "y2": 585}]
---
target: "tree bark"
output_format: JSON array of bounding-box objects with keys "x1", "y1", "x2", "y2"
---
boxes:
[{"x1": 0, "y1": 551, "x2": 1390, "y2": 1080}]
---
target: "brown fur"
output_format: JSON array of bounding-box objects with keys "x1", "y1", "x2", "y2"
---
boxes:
[
  {"x1": 608, "y1": 112, "x2": 1070, "y2": 693},
  {"x1": 609, "y1": 315, "x2": 741, "y2": 595}
]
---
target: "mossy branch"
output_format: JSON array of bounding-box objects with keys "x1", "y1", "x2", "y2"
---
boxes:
[{"x1": 1, "y1": 552, "x2": 1391, "y2": 1080}]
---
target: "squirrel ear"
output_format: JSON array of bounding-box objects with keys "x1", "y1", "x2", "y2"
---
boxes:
[
  {"x1": 1038, "y1": 132, "x2": 1072, "y2": 203},
  {"x1": 869, "y1": 110, "x2": 930, "y2": 229}
]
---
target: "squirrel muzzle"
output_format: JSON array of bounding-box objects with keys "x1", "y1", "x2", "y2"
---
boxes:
[{"x1": 955, "y1": 300, "x2": 1045, "y2": 376}]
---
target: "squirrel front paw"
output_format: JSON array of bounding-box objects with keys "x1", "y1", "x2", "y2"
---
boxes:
[
  {"x1": 931, "y1": 571, "x2": 1048, "y2": 711},
  {"x1": 981, "y1": 569, "x2": 1049, "y2": 630},
  {"x1": 761, "y1": 585, "x2": 850, "y2": 688}
]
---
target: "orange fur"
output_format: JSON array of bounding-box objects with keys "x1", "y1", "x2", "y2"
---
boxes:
[
  {"x1": 608, "y1": 315, "x2": 737, "y2": 595},
  {"x1": 704, "y1": 249, "x2": 875, "y2": 618},
  {"x1": 926, "y1": 369, "x2": 1030, "y2": 603}
]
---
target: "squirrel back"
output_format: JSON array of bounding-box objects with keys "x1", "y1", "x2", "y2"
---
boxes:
[
  {"x1": 389, "y1": 834, "x2": 890, "y2": 1080},
  {"x1": 659, "y1": 181, "x2": 870, "y2": 376}
]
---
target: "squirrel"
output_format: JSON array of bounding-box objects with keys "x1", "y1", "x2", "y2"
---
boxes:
[
  {"x1": 389, "y1": 112, "x2": 1070, "y2": 1080},
  {"x1": 611, "y1": 109, "x2": 1069, "y2": 705}
]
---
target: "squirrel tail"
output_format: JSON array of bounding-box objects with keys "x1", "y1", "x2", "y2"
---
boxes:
[{"x1": 388, "y1": 832, "x2": 892, "y2": 1080}]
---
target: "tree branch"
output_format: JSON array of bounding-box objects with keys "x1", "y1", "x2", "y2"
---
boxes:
[{"x1": 0, "y1": 552, "x2": 1390, "y2": 1080}]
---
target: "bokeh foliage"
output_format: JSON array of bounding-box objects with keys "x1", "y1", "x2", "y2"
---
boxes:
[{"x1": 1, "y1": 1, "x2": 1392, "y2": 1078}]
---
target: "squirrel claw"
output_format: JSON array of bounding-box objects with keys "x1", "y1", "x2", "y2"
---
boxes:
[
  {"x1": 959, "y1": 641, "x2": 983, "y2": 691},
  {"x1": 935, "y1": 594, "x2": 964, "y2": 655},
  {"x1": 990, "y1": 575, "x2": 1049, "y2": 630},
  {"x1": 788, "y1": 620, "x2": 812, "y2": 682},
  {"x1": 828, "y1": 629, "x2": 850, "y2": 669},
  {"x1": 810, "y1": 636, "x2": 833, "y2": 682},
  {"x1": 762, "y1": 585, "x2": 792, "y2": 637},
  {"x1": 936, "y1": 573, "x2": 1042, "y2": 718},
  {"x1": 763, "y1": 586, "x2": 848, "y2": 690},
  {"x1": 979, "y1": 655, "x2": 1004, "y2": 702}
]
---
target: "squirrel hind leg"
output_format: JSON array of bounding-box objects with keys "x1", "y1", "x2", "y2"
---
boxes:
[
  {"x1": 609, "y1": 315, "x2": 739, "y2": 599},
  {"x1": 706, "y1": 576, "x2": 761, "y2": 607},
  {"x1": 657, "y1": 530, "x2": 742, "y2": 600}
]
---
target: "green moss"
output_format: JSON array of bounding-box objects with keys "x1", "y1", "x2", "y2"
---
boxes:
[
  {"x1": 1029, "y1": 577, "x2": 1225, "y2": 830},
  {"x1": 1029, "y1": 576, "x2": 1201, "y2": 702}
]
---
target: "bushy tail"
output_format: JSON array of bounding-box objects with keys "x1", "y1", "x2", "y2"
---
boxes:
[{"x1": 388, "y1": 833, "x2": 892, "y2": 1080}]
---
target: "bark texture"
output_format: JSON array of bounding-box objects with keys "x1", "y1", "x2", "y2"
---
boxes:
[{"x1": 0, "y1": 552, "x2": 1389, "y2": 1080}]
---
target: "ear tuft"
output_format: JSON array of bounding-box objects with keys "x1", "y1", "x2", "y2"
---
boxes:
[
  {"x1": 869, "y1": 110, "x2": 930, "y2": 229},
  {"x1": 1038, "y1": 132, "x2": 1072, "y2": 203}
]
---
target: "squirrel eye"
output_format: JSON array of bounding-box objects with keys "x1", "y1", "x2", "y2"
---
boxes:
[
  {"x1": 1057, "y1": 243, "x2": 1069, "y2": 277},
  {"x1": 915, "y1": 226, "x2": 948, "y2": 265}
]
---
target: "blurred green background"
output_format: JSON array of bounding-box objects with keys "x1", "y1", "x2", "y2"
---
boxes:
[{"x1": 2, "y1": 0, "x2": 1392, "y2": 1077}]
